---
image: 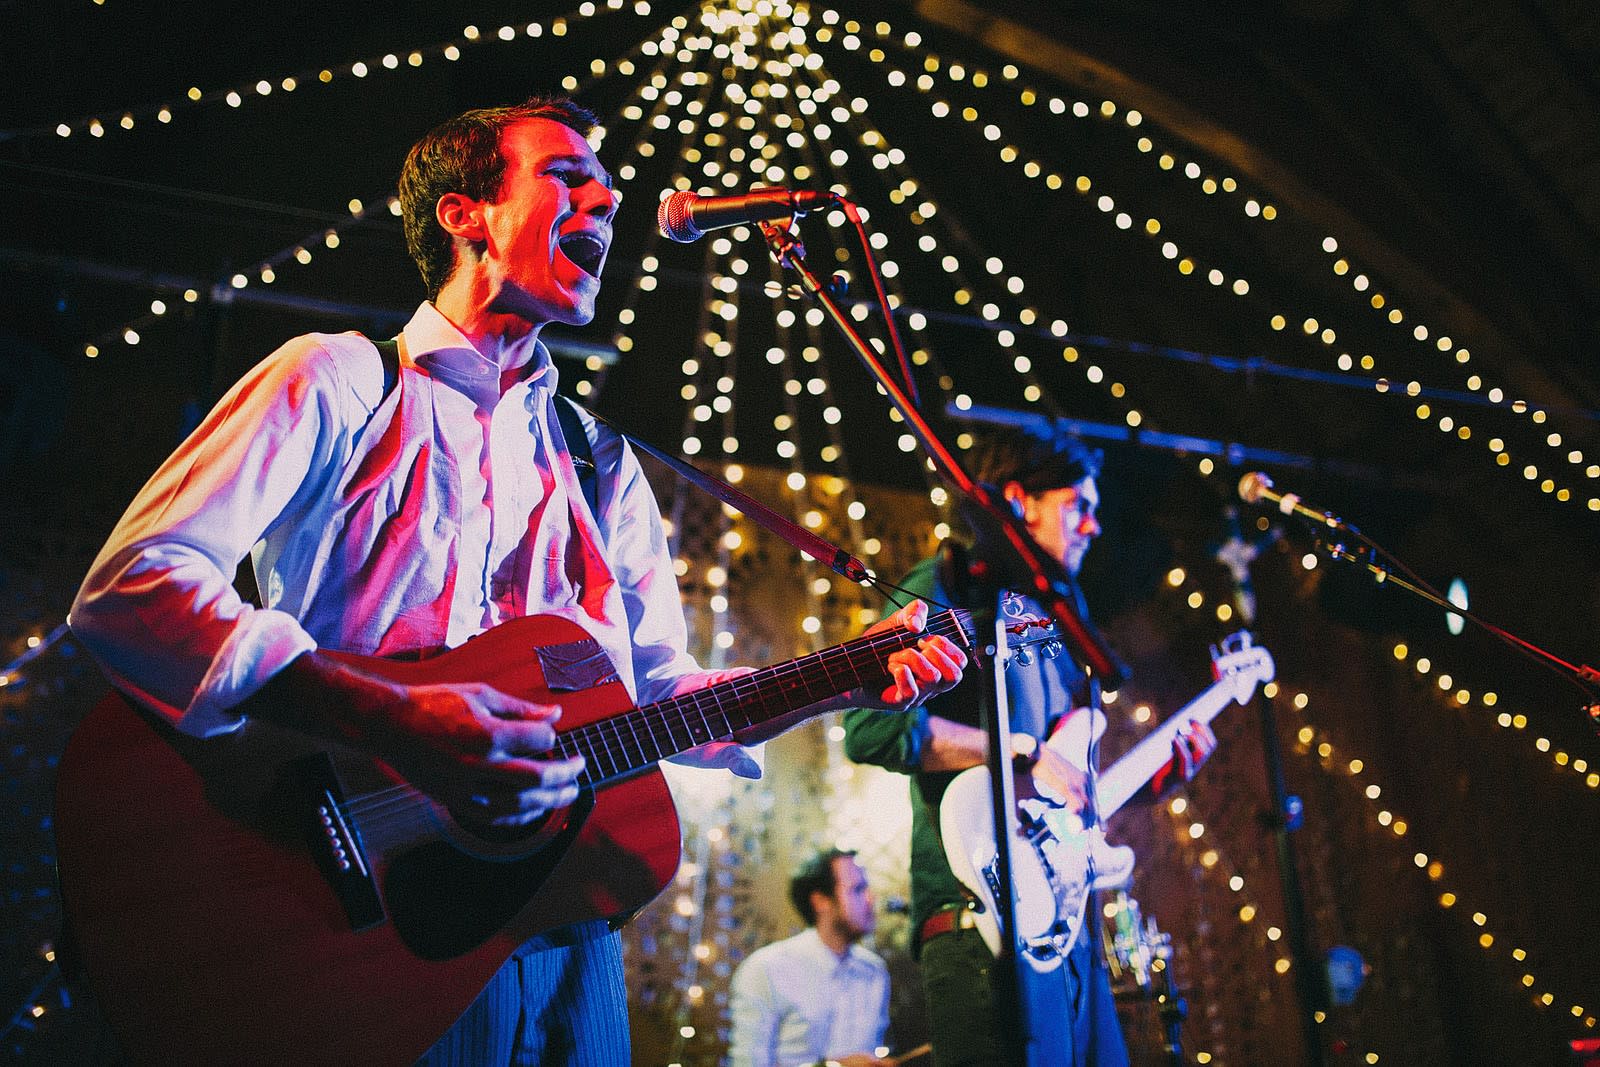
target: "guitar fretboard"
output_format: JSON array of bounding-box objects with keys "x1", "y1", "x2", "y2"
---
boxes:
[{"x1": 556, "y1": 608, "x2": 971, "y2": 786}]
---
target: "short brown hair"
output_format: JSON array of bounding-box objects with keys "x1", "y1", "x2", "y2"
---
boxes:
[
  {"x1": 398, "y1": 95, "x2": 599, "y2": 299},
  {"x1": 969, "y1": 425, "x2": 1103, "y2": 492},
  {"x1": 789, "y1": 847, "x2": 857, "y2": 926}
]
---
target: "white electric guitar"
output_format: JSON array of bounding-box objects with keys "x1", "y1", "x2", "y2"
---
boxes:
[{"x1": 940, "y1": 631, "x2": 1275, "y2": 972}]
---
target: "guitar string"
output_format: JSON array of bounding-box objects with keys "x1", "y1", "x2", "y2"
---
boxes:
[
  {"x1": 340, "y1": 624, "x2": 925, "y2": 827},
  {"x1": 340, "y1": 635, "x2": 1250, "y2": 854},
  {"x1": 495, "y1": 606, "x2": 971, "y2": 787},
  {"x1": 341, "y1": 610, "x2": 970, "y2": 828},
  {"x1": 561, "y1": 607, "x2": 972, "y2": 782}
]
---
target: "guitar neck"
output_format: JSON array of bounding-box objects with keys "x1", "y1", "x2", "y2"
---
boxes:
[
  {"x1": 1092, "y1": 680, "x2": 1239, "y2": 820},
  {"x1": 554, "y1": 608, "x2": 970, "y2": 787}
]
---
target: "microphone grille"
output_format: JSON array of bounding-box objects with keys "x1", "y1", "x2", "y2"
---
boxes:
[
  {"x1": 657, "y1": 190, "x2": 701, "y2": 243},
  {"x1": 1237, "y1": 471, "x2": 1272, "y2": 505}
]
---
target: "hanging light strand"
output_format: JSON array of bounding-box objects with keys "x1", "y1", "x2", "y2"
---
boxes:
[
  {"x1": 24, "y1": 2, "x2": 657, "y2": 144},
  {"x1": 1285, "y1": 690, "x2": 1597, "y2": 1032},
  {"x1": 826, "y1": 6, "x2": 1597, "y2": 511}
]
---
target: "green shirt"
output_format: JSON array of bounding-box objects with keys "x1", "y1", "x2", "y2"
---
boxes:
[{"x1": 842, "y1": 552, "x2": 1089, "y2": 955}]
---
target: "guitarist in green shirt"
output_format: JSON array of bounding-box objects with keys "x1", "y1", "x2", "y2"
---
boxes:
[{"x1": 844, "y1": 427, "x2": 1215, "y2": 1066}]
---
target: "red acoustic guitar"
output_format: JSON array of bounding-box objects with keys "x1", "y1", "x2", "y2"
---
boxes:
[{"x1": 55, "y1": 609, "x2": 971, "y2": 1065}]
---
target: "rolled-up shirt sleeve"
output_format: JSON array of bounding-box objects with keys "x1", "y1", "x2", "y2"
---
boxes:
[{"x1": 70, "y1": 337, "x2": 353, "y2": 736}]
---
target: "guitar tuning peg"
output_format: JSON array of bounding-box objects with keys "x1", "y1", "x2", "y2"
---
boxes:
[
  {"x1": 1041, "y1": 640, "x2": 1064, "y2": 660},
  {"x1": 1014, "y1": 647, "x2": 1035, "y2": 667}
]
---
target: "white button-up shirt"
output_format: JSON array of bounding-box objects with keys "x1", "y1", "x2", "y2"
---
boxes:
[
  {"x1": 72, "y1": 302, "x2": 704, "y2": 736},
  {"x1": 728, "y1": 927, "x2": 891, "y2": 1067}
]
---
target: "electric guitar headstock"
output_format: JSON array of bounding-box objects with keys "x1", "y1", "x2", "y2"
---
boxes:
[{"x1": 1209, "y1": 630, "x2": 1276, "y2": 704}]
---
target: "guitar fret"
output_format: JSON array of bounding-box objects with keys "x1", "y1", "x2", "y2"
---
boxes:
[
  {"x1": 565, "y1": 608, "x2": 973, "y2": 787},
  {"x1": 638, "y1": 709, "x2": 670, "y2": 767},
  {"x1": 622, "y1": 713, "x2": 645, "y2": 766},
  {"x1": 663, "y1": 705, "x2": 689, "y2": 753},
  {"x1": 585, "y1": 726, "x2": 617, "y2": 782}
]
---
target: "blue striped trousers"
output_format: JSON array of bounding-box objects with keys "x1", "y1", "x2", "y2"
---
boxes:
[{"x1": 416, "y1": 923, "x2": 630, "y2": 1067}]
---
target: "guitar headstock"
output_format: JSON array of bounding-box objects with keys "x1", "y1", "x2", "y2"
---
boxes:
[
  {"x1": 1210, "y1": 630, "x2": 1276, "y2": 705},
  {"x1": 979, "y1": 612, "x2": 1065, "y2": 668}
]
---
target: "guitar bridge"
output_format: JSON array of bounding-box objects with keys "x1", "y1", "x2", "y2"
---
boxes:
[{"x1": 293, "y1": 753, "x2": 385, "y2": 931}]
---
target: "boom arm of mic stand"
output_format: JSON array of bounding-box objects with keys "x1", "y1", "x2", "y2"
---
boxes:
[{"x1": 757, "y1": 218, "x2": 1129, "y2": 683}]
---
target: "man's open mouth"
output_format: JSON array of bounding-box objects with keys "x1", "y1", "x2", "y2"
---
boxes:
[{"x1": 557, "y1": 232, "x2": 607, "y2": 278}]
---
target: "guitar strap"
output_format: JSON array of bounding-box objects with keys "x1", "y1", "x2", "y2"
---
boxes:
[{"x1": 551, "y1": 389, "x2": 600, "y2": 521}]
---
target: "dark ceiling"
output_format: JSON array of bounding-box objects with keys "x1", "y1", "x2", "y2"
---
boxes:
[{"x1": 4, "y1": 0, "x2": 1597, "y2": 661}]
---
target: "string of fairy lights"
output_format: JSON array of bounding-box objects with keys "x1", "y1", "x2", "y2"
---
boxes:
[
  {"x1": 614, "y1": 6, "x2": 927, "y2": 599},
  {"x1": 1387, "y1": 639, "x2": 1600, "y2": 792},
  {"x1": 1155, "y1": 786, "x2": 1385, "y2": 1064},
  {"x1": 1287, "y1": 693, "x2": 1597, "y2": 1032},
  {"x1": 38, "y1": 0, "x2": 1596, "y2": 515},
  {"x1": 1162, "y1": 556, "x2": 1600, "y2": 795},
  {"x1": 1164, "y1": 556, "x2": 1600, "y2": 796},
  {"x1": 29, "y1": 2, "x2": 655, "y2": 143},
  {"x1": 1133, "y1": 710, "x2": 1302, "y2": 1062},
  {"x1": 1157, "y1": 559, "x2": 1598, "y2": 1033},
  {"x1": 892, "y1": 8, "x2": 1595, "y2": 504},
  {"x1": 802, "y1": 6, "x2": 1598, "y2": 510},
  {"x1": 66, "y1": 0, "x2": 668, "y2": 359},
  {"x1": 18, "y1": 0, "x2": 1596, "y2": 1052},
  {"x1": 804, "y1": 16, "x2": 1146, "y2": 430}
]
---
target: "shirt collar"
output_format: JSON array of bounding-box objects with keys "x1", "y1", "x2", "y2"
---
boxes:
[
  {"x1": 798, "y1": 927, "x2": 872, "y2": 972},
  {"x1": 399, "y1": 302, "x2": 558, "y2": 403}
]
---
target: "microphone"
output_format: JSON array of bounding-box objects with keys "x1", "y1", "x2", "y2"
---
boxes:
[
  {"x1": 657, "y1": 187, "x2": 839, "y2": 243},
  {"x1": 1237, "y1": 471, "x2": 1352, "y2": 531}
]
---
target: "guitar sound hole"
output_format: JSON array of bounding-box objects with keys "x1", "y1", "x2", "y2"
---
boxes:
[
  {"x1": 385, "y1": 790, "x2": 593, "y2": 960},
  {"x1": 447, "y1": 808, "x2": 553, "y2": 846}
]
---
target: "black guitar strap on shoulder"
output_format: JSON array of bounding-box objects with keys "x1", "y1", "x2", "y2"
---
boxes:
[
  {"x1": 552, "y1": 393, "x2": 600, "y2": 521},
  {"x1": 370, "y1": 336, "x2": 401, "y2": 400}
]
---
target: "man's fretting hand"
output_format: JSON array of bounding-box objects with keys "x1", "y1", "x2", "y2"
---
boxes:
[{"x1": 857, "y1": 600, "x2": 968, "y2": 710}]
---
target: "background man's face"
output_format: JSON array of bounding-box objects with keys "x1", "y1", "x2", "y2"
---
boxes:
[
  {"x1": 1018, "y1": 476, "x2": 1101, "y2": 576},
  {"x1": 825, "y1": 856, "x2": 876, "y2": 941}
]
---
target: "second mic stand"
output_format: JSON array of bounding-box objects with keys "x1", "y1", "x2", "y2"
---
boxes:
[{"x1": 760, "y1": 215, "x2": 1127, "y2": 1065}]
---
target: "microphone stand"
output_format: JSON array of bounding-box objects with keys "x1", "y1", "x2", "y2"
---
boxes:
[
  {"x1": 759, "y1": 215, "x2": 1129, "y2": 1066},
  {"x1": 1243, "y1": 475, "x2": 1600, "y2": 737},
  {"x1": 1217, "y1": 507, "x2": 1328, "y2": 1067}
]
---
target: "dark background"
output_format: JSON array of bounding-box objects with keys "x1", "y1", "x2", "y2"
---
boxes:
[{"x1": 2, "y1": 1, "x2": 1597, "y2": 1063}]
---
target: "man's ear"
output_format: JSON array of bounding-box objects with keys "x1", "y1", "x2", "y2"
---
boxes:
[
  {"x1": 1002, "y1": 481, "x2": 1029, "y2": 520},
  {"x1": 435, "y1": 192, "x2": 486, "y2": 241}
]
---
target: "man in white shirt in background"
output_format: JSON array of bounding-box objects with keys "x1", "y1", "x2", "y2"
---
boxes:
[{"x1": 730, "y1": 848, "x2": 895, "y2": 1067}]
